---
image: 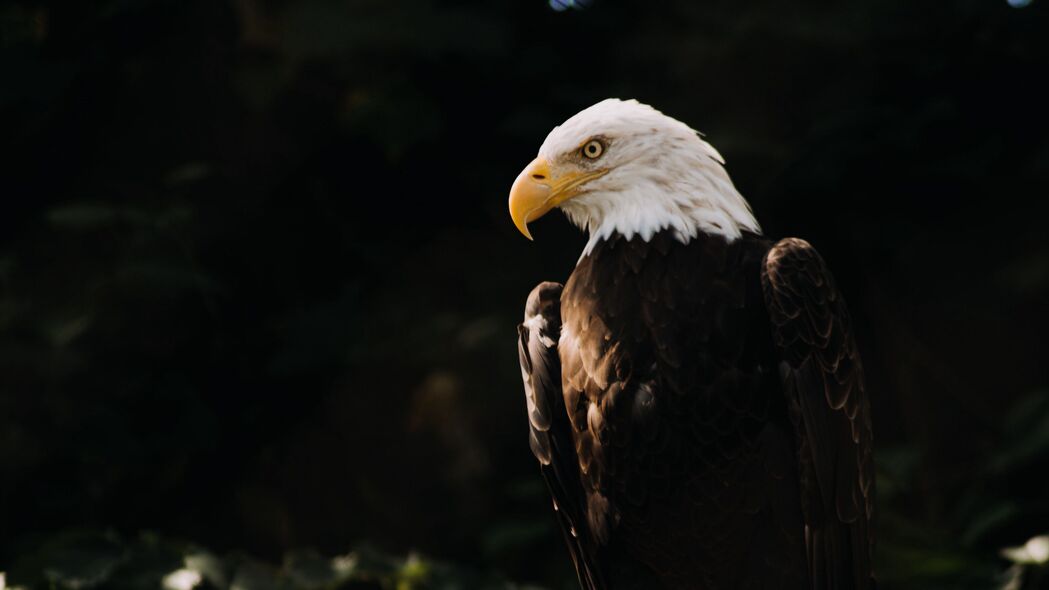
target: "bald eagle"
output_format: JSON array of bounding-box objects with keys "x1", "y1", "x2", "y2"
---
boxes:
[{"x1": 509, "y1": 99, "x2": 874, "y2": 590}]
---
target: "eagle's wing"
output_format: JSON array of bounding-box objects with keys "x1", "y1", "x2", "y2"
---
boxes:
[
  {"x1": 760, "y1": 238, "x2": 876, "y2": 590},
  {"x1": 518, "y1": 282, "x2": 607, "y2": 590}
]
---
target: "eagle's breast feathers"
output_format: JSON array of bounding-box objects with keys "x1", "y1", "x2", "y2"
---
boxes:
[{"x1": 518, "y1": 231, "x2": 873, "y2": 590}]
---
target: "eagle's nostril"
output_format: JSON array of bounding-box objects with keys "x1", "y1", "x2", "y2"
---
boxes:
[{"x1": 532, "y1": 174, "x2": 547, "y2": 180}]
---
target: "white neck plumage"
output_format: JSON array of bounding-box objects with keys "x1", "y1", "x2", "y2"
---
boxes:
[{"x1": 560, "y1": 138, "x2": 762, "y2": 259}]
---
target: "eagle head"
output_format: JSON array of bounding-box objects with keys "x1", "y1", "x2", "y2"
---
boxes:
[{"x1": 508, "y1": 99, "x2": 760, "y2": 254}]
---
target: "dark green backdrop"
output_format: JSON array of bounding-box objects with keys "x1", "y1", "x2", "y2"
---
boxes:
[{"x1": 2, "y1": 1, "x2": 1048, "y2": 588}]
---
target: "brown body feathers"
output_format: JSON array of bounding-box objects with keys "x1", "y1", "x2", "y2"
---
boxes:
[{"x1": 518, "y1": 230, "x2": 874, "y2": 590}]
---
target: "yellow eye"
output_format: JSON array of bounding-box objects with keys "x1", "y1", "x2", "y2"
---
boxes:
[{"x1": 581, "y1": 139, "x2": 604, "y2": 159}]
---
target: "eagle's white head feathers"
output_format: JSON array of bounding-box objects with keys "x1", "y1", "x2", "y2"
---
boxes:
[{"x1": 509, "y1": 99, "x2": 761, "y2": 257}]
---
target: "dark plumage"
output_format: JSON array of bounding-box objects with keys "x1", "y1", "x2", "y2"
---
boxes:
[{"x1": 517, "y1": 230, "x2": 874, "y2": 590}]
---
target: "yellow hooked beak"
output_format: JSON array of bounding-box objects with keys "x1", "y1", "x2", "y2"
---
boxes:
[{"x1": 508, "y1": 157, "x2": 607, "y2": 240}]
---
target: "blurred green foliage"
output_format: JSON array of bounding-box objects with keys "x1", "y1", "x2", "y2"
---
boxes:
[
  {"x1": 875, "y1": 392, "x2": 1049, "y2": 589},
  {"x1": 1, "y1": 0, "x2": 1048, "y2": 588},
  {"x1": 0, "y1": 530, "x2": 531, "y2": 589}
]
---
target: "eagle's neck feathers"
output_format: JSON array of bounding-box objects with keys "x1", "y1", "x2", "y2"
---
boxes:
[{"x1": 557, "y1": 136, "x2": 760, "y2": 259}]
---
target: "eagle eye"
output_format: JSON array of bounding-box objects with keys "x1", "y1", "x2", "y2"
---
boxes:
[{"x1": 581, "y1": 139, "x2": 604, "y2": 160}]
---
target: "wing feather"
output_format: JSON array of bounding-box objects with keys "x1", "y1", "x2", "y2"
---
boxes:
[
  {"x1": 761, "y1": 238, "x2": 876, "y2": 590},
  {"x1": 518, "y1": 282, "x2": 607, "y2": 590}
]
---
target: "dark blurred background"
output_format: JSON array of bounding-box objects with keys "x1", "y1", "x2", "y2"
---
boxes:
[{"x1": 2, "y1": 0, "x2": 1048, "y2": 588}]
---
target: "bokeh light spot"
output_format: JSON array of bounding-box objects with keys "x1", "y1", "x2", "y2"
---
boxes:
[
  {"x1": 1007, "y1": 0, "x2": 1032, "y2": 7},
  {"x1": 549, "y1": 0, "x2": 593, "y2": 11},
  {"x1": 162, "y1": 569, "x2": 202, "y2": 590}
]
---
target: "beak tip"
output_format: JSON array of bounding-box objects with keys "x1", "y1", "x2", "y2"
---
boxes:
[{"x1": 512, "y1": 219, "x2": 535, "y2": 241}]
